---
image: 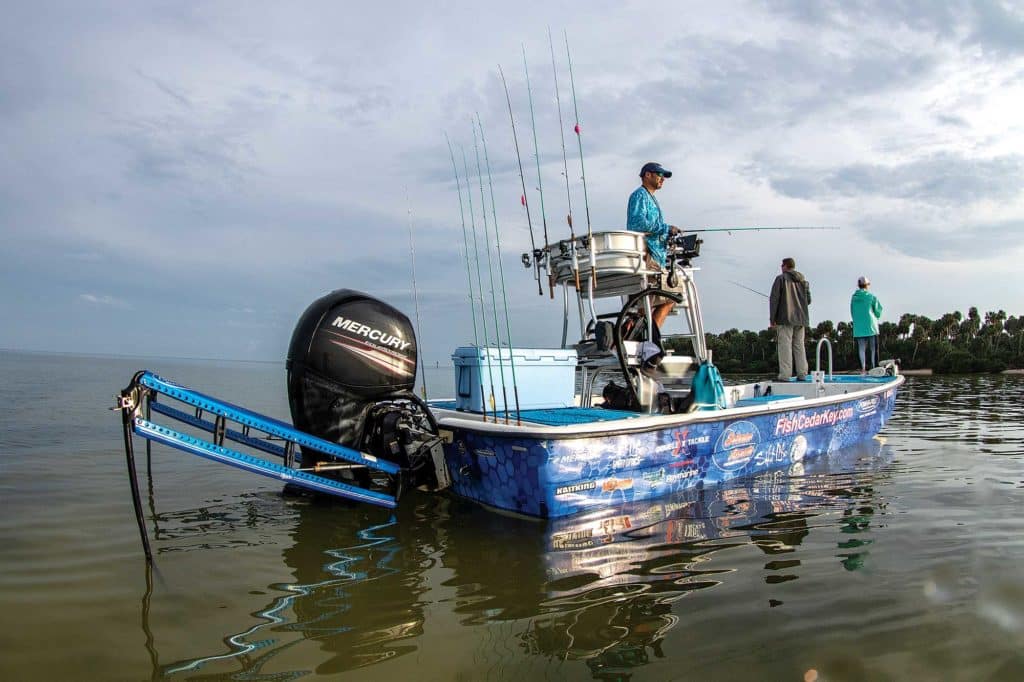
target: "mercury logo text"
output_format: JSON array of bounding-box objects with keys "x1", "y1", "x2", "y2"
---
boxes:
[{"x1": 331, "y1": 317, "x2": 411, "y2": 351}]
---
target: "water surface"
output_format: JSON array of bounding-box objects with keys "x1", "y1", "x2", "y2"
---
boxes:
[{"x1": 1, "y1": 351, "x2": 1023, "y2": 681}]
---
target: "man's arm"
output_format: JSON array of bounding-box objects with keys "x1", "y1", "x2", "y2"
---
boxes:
[{"x1": 769, "y1": 276, "x2": 781, "y2": 326}]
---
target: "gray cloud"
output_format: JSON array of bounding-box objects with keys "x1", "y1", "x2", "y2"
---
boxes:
[
  {"x1": 749, "y1": 152, "x2": 1024, "y2": 206},
  {"x1": 772, "y1": 0, "x2": 1024, "y2": 56},
  {"x1": 965, "y1": 0, "x2": 1024, "y2": 55},
  {"x1": 564, "y1": 32, "x2": 942, "y2": 169},
  {"x1": 3, "y1": 1, "x2": 1023, "y2": 359},
  {"x1": 863, "y1": 217, "x2": 1024, "y2": 260}
]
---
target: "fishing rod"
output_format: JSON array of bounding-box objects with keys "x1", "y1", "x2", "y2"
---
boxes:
[
  {"x1": 498, "y1": 65, "x2": 543, "y2": 297},
  {"x1": 522, "y1": 46, "x2": 553, "y2": 298},
  {"x1": 729, "y1": 280, "x2": 769, "y2": 298},
  {"x1": 472, "y1": 116, "x2": 510, "y2": 423},
  {"x1": 405, "y1": 186, "x2": 427, "y2": 400},
  {"x1": 549, "y1": 27, "x2": 581, "y2": 292},
  {"x1": 461, "y1": 144, "x2": 497, "y2": 422},
  {"x1": 477, "y1": 113, "x2": 523, "y2": 424},
  {"x1": 689, "y1": 226, "x2": 840, "y2": 233},
  {"x1": 565, "y1": 30, "x2": 597, "y2": 289},
  {"x1": 444, "y1": 133, "x2": 486, "y2": 419}
]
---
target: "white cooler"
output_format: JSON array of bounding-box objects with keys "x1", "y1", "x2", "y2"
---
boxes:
[{"x1": 452, "y1": 347, "x2": 578, "y2": 412}]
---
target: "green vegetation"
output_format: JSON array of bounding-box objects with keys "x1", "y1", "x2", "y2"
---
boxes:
[{"x1": 667, "y1": 308, "x2": 1023, "y2": 374}]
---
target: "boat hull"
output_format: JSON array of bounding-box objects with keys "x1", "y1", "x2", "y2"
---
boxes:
[{"x1": 438, "y1": 379, "x2": 900, "y2": 518}]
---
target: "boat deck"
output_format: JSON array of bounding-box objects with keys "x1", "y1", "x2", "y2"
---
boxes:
[
  {"x1": 431, "y1": 374, "x2": 899, "y2": 426},
  {"x1": 431, "y1": 392, "x2": 806, "y2": 426},
  {"x1": 429, "y1": 401, "x2": 642, "y2": 426}
]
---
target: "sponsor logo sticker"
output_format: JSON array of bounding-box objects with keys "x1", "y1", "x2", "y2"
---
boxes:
[
  {"x1": 555, "y1": 481, "x2": 598, "y2": 496},
  {"x1": 713, "y1": 421, "x2": 760, "y2": 471}
]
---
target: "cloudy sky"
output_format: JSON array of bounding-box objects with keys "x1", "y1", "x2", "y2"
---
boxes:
[{"x1": 2, "y1": 1, "x2": 1023, "y2": 364}]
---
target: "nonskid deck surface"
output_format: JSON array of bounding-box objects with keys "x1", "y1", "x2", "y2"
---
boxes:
[
  {"x1": 428, "y1": 400, "x2": 642, "y2": 426},
  {"x1": 429, "y1": 375, "x2": 896, "y2": 427}
]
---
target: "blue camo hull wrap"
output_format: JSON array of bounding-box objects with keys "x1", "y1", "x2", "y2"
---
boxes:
[{"x1": 441, "y1": 383, "x2": 899, "y2": 518}]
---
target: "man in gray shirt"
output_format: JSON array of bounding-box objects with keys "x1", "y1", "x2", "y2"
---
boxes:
[{"x1": 769, "y1": 257, "x2": 812, "y2": 381}]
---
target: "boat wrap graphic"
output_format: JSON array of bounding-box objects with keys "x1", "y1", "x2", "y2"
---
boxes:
[{"x1": 441, "y1": 385, "x2": 898, "y2": 518}]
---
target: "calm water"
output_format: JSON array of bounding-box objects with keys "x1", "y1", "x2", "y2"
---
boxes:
[{"x1": 1, "y1": 350, "x2": 1023, "y2": 681}]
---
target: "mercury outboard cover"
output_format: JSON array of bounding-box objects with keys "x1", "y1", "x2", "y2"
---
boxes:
[{"x1": 286, "y1": 289, "x2": 446, "y2": 493}]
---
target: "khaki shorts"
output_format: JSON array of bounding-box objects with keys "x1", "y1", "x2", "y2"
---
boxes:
[{"x1": 646, "y1": 257, "x2": 687, "y2": 305}]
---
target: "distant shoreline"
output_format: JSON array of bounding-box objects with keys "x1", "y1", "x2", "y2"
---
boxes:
[{"x1": 898, "y1": 368, "x2": 1024, "y2": 375}]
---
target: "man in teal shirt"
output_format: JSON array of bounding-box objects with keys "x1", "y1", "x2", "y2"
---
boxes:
[
  {"x1": 850, "y1": 275, "x2": 883, "y2": 374},
  {"x1": 627, "y1": 162, "x2": 681, "y2": 327}
]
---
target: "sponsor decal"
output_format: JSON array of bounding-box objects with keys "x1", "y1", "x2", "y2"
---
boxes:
[
  {"x1": 754, "y1": 440, "x2": 789, "y2": 467},
  {"x1": 665, "y1": 468, "x2": 698, "y2": 484},
  {"x1": 555, "y1": 481, "x2": 598, "y2": 496},
  {"x1": 774, "y1": 406, "x2": 855, "y2": 436},
  {"x1": 857, "y1": 396, "x2": 879, "y2": 417},
  {"x1": 598, "y1": 516, "x2": 632, "y2": 535},
  {"x1": 653, "y1": 428, "x2": 711, "y2": 456},
  {"x1": 611, "y1": 455, "x2": 643, "y2": 470},
  {"x1": 753, "y1": 434, "x2": 806, "y2": 467},
  {"x1": 550, "y1": 528, "x2": 595, "y2": 550},
  {"x1": 790, "y1": 435, "x2": 808, "y2": 462},
  {"x1": 601, "y1": 477, "x2": 634, "y2": 493},
  {"x1": 713, "y1": 421, "x2": 760, "y2": 471},
  {"x1": 642, "y1": 468, "x2": 666, "y2": 484},
  {"x1": 329, "y1": 316, "x2": 412, "y2": 351},
  {"x1": 550, "y1": 445, "x2": 595, "y2": 465}
]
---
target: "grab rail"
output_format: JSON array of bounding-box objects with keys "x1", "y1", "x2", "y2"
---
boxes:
[{"x1": 815, "y1": 337, "x2": 833, "y2": 380}]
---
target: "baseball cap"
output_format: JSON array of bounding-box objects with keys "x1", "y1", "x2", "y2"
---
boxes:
[
  {"x1": 858, "y1": 276, "x2": 870, "y2": 286},
  {"x1": 640, "y1": 162, "x2": 672, "y2": 178}
]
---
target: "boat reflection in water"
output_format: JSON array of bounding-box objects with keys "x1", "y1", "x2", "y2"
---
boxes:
[{"x1": 158, "y1": 437, "x2": 892, "y2": 679}]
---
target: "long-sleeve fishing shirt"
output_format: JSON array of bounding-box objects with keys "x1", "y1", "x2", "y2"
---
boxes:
[{"x1": 626, "y1": 186, "x2": 670, "y2": 268}]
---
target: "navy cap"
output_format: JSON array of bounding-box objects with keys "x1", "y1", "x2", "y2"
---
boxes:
[{"x1": 640, "y1": 162, "x2": 672, "y2": 178}]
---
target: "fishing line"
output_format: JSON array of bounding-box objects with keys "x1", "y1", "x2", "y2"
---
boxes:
[
  {"x1": 405, "y1": 186, "x2": 427, "y2": 399},
  {"x1": 445, "y1": 133, "x2": 486, "y2": 417},
  {"x1": 565, "y1": 30, "x2": 597, "y2": 289},
  {"x1": 477, "y1": 113, "x2": 523, "y2": 424},
  {"x1": 522, "y1": 46, "x2": 552, "y2": 298},
  {"x1": 472, "y1": 117, "x2": 509, "y2": 422},
  {"x1": 729, "y1": 280, "x2": 770, "y2": 298},
  {"x1": 498, "y1": 64, "x2": 543, "y2": 297},
  {"x1": 461, "y1": 144, "x2": 497, "y2": 420},
  {"x1": 549, "y1": 27, "x2": 581, "y2": 292}
]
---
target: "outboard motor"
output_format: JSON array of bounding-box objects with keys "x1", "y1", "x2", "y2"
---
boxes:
[{"x1": 286, "y1": 289, "x2": 448, "y2": 496}]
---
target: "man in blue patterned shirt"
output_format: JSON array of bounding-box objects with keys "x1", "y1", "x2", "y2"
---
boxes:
[{"x1": 627, "y1": 162, "x2": 682, "y2": 327}]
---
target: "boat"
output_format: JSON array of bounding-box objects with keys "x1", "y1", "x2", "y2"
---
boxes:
[{"x1": 116, "y1": 227, "x2": 902, "y2": 556}]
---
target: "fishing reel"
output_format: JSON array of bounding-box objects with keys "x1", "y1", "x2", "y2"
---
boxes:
[
  {"x1": 521, "y1": 248, "x2": 548, "y2": 270},
  {"x1": 557, "y1": 236, "x2": 589, "y2": 257},
  {"x1": 668, "y1": 233, "x2": 702, "y2": 266}
]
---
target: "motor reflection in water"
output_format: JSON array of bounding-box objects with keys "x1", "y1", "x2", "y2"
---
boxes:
[{"x1": 157, "y1": 437, "x2": 893, "y2": 679}]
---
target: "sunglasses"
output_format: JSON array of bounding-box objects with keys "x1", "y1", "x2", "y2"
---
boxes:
[{"x1": 649, "y1": 171, "x2": 666, "y2": 178}]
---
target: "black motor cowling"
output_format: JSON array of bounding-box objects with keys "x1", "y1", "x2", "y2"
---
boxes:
[{"x1": 286, "y1": 289, "x2": 442, "y2": 490}]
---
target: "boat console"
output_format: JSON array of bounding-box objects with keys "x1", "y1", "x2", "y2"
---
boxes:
[{"x1": 533, "y1": 230, "x2": 711, "y2": 412}]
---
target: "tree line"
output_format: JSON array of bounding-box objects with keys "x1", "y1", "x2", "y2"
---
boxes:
[{"x1": 666, "y1": 308, "x2": 1023, "y2": 374}]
